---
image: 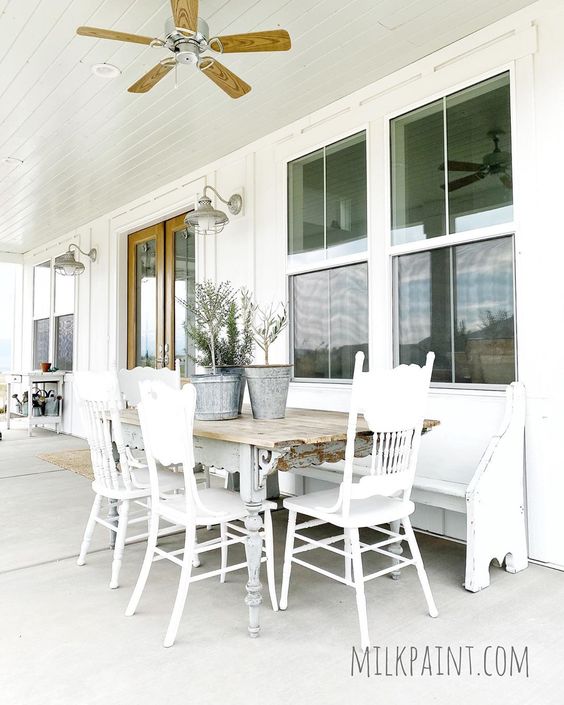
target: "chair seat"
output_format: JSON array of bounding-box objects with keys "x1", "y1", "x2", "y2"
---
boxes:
[
  {"x1": 283, "y1": 488, "x2": 414, "y2": 528},
  {"x1": 131, "y1": 467, "x2": 185, "y2": 493},
  {"x1": 160, "y1": 488, "x2": 276, "y2": 527},
  {"x1": 92, "y1": 467, "x2": 184, "y2": 499}
]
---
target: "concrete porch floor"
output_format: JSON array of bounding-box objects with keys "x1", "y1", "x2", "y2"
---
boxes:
[{"x1": 0, "y1": 426, "x2": 563, "y2": 705}]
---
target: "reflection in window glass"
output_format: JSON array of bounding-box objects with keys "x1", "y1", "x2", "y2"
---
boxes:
[
  {"x1": 397, "y1": 249, "x2": 452, "y2": 383},
  {"x1": 55, "y1": 314, "x2": 74, "y2": 371},
  {"x1": 292, "y1": 263, "x2": 368, "y2": 380},
  {"x1": 454, "y1": 238, "x2": 514, "y2": 384},
  {"x1": 34, "y1": 261, "x2": 51, "y2": 319},
  {"x1": 447, "y1": 73, "x2": 512, "y2": 233},
  {"x1": 325, "y1": 132, "x2": 367, "y2": 257},
  {"x1": 288, "y1": 148, "x2": 324, "y2": 265},
  {"x1": 55, "y1": 269, "x2": 75, "y2": 315},
  {"x1": 33, "y1": 318, "x2": 50, "y2": 369},
  {"x1": 174, "y1": 228, "x2": 196, "y2": 377},
  {"x1": 135, "y1": 240, "x2": 157, "y2": 367},
  {"x1": 391, "y1": 100, "x2": 446, "y2": 245},
  {"x1": 396, "y1": 236, "x2": 515, "y2": 384},
  {"x1": 288, "y1": 133, "x2": 367, "y2": 266}
]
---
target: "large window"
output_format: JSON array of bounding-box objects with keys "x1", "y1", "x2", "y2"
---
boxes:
[
  {"x1": 288, "y1": 132, "x2": 369, "y2": 381},
  {"x1": 32, "y1": 258, "x2": 75, "y2": 371},
  {"x1": 391, "y1": 73, "x2": 512, "y2": 244},
  {"x1": 391, "y1": 73, "x2": 516, "y2": 386}
]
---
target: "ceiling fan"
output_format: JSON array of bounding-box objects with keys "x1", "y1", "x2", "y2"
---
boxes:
[
  {"x1": 77, "y1": 0, "x2": 291, "y2": 98},
  {"x1": 440, "y1": 130, "x2": 512, "y2": 192}
]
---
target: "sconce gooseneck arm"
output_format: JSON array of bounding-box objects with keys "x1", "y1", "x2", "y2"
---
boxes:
[
  {"x1": 202, "y1": 185, "x2": 242, "y2": 216},
  {"x1": 68, "y1": 242, "x2": 97, "y2": 262}
]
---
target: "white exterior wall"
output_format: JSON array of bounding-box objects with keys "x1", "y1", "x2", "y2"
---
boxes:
[{"x1": 12, "y1": 0, "x2": 564, "y2": 565}]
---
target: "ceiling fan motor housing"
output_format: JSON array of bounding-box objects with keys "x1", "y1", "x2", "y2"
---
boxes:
[{"x1": 164, "y1": 16, "x2": 210, "y2": 64}]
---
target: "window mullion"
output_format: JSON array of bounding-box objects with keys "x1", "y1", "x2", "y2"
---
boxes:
[
  {"x1": 442, "y1": 96, "x2": 450, "y2": 237},
  {"x1": 449, "y1": 247, "x2": 456, "y2": 384}
]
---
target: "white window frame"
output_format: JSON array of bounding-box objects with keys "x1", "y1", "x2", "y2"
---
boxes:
[
  {"x1": 32, "y1": 256, "x2": 76, "y2": 371},
  {"x1": 385, "y1": 63, "x2": 518, "y2": 390},
  {"x1": 284, "y1": 126, "x2": 371, "y2": 384}
]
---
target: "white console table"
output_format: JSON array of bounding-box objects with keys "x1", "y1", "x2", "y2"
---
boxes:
[{"x1": 5, "y1": 371, "x2": 65, "y2": 436}]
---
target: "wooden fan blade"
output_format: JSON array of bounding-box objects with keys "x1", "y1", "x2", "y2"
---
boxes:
[
  {"x1": 200, "y1": 59, "x2": 251, "y2": 99},
  {"x1": 439, "y1": 160, "x2": 483, "y2": 172},
  {"x1": 77, "y1": 26, "x2": 155, "y2": 45},
  {"x1": 215, "y1": 30, "x2": 291, "y2": 53},
  {"x1": 171, "y1": 0, "x2": 198, "y2": 32},
  {"x1": 441, "y1": 172, "x2": 484, "y2": 192},
  {"x1": 128, "y1": 62, "x2": 174, "y2": 93}
]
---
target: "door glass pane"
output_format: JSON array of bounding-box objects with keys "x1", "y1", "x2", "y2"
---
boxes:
[
  {"x1": 55, "y1": 268, "x2": 74, "y2": 315},
  {"x1": 391, "y1": 100, "x2": 446, "y2": 245},
  {"x1": 174, "y1": 227, "x2": 196, "y2": 377},
  {"x1": 135, "y1": 240, "x2": 157, "y2": 367},
  {"x1": 292, "y1": 263, "x2": 369, "y2": 380},
  {"x1": 33, "y1": 318, "x2": 50, "y2": 369},
  {"x1": 55, "y1": 314, "x2": 74, "y2": 371},
  {"x1": 453, "y1": 237, "x2": 514, "y2": 383},
  {"x1": 288, "y1": 148, "x2": 324, "y2": 267},
  {"x1": 326, "y1": 132, "x2": 367, "y2": 257},
  {"x1": 33, "y1": 261, "x2": 51, "y2": 319},
  {"x1": 397, "y1": 249, "x2": 452, "y2": 383},
  {"x1": 447, "y1": 73, "x2": 512, "y2": 233},
  {"x1": 292, "y1": 269, "x2": 329, "y2": 378}
]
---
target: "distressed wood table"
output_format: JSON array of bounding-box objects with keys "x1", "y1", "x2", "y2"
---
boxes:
[{"x1": 120, "y1": 405, "x2": 439, "y2": 639}]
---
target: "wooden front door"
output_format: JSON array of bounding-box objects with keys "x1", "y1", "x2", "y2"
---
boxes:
[{"x1": 127, "y1": 214, "x2": 195, "y2": 372}]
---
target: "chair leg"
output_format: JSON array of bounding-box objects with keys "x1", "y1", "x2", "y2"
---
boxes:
[
  {"x1": 279, "y1": 510, "x2": 297, "y2": 610},
  {"x1": 350, "y1": 528, "x2": 370, "y2": 649},
  {"x1": 220, "y1": 523, "x2": 228, "y2": 583},
  {"x1": 402, "y1": 516, "x2": 438, "y2": 617},
  {"x1": 163, "y1": 525, "x2": 197, "y2": 648},
  {"x1": 344, "y1": 528, "x2": 352, "y2": 584},
  {"x1": 110, "y1": 499, "x2": 130, "y2": 589},
  {"x1": 125, "y1": 514, "x2": 160, "y2": 616},
  {"x1": 389, "y1": 519, "x2": 403, "y2": 580},
  {"x1": 77, "y1": 494, "x2": 102, "y2": 566},
  {"x1": 263, "y1": 509, "x2": 278, "y2": 611}
]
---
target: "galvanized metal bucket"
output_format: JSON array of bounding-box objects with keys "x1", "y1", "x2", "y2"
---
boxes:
[
  {"x1": 190, "y1": 371, "x2": 242, "y2": 421},
  {"x1": 214, "y1": 366, "x2": 246, "y2": 414},
  {"x1": 244, "y1": 365, "x2": 292, "y2": 419}
]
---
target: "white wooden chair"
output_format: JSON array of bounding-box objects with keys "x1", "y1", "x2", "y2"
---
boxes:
[
  {"x1": 74, "y1": 371, "x2": 184, "y2": 589},
  {"x1": 117, "y1": 362, "x2": 181, "y2": 407},
  {"x1": 117, "y1": 362, "x2": 216, "y2": 490},
  {"x1": 125, "y1": 380, "x2": 278, "y2": 648},
  {"x1": 280, "y1": 351, "x2": 437, "y2": 649}
]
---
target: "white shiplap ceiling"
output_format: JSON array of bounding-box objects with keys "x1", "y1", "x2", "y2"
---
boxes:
[{"x1": 0, "y1": 0, "x2": 536, "y2": 254}]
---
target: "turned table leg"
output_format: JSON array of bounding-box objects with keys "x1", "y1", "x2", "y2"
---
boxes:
[{"x1": 243, "y1": 503, "x2": 264, "y2": 638}]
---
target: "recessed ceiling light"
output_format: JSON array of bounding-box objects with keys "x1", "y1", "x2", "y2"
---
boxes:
[
  {"x1": 91, "y1": 63, "x2": 121, "y2": 79},
  {"x1": 1, "y1": 157, "x2": 23, "y2": 166}
]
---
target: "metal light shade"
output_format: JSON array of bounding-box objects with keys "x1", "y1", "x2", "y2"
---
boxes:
[
  {"x1": 54, "y1": 244, "x2": 97, "y2": 276},
  {"x1": 185, "y1": 186, "x2": 243, "y2": 236},
  {"x1": 185, "y1": 195, "x2": 229, "y2": 236}
]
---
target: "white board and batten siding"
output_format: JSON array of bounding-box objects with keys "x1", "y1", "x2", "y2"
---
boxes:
[{"x1": 11, "y1": 0, "x2": 564, "y2": 566}]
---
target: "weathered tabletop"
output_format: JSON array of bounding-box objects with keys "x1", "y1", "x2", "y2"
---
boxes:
[{"x1": 121, "y1": 405, "x2": 439, "y2": 451}]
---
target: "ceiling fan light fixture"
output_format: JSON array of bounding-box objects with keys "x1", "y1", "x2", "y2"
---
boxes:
[
  {"x1": 91, "y1": 62, "x2": 122, "y2": 79},
  {"x1": 185, "y1": 186, "x2": 242, "y2": 236},
  {"x1": 54, "y1": 244, "x2": 97, "y2": 277}
]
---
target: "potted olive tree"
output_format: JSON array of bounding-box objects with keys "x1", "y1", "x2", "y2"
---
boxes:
[
  {"x1": 244, "y1": 300, "x2": 292, "y2": 419},
  {"x1": 180, "y1": 280, "x2": 242, "y2": 420},
  {"x1": 213, "y1": 287, "x2": 254, "y2": 413}
]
